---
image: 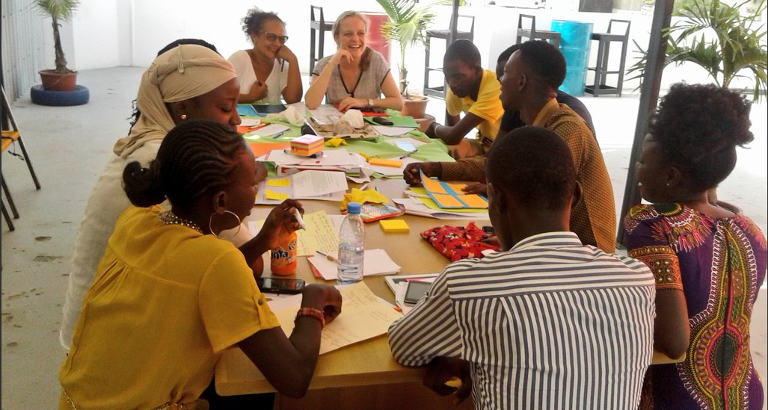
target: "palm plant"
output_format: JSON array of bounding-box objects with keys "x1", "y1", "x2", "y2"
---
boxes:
[
  {"x1": 375, "y1": 0, "x2": 437, "y2": 97},
  {"x1": 628, "y1": 0, "x2": 767, "y2": 101},
  {"x1": 34, "y1": 0, "x2": 79, "y2": 74}
]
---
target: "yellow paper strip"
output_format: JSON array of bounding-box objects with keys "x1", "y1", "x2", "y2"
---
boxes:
[
  {"x1": 421, "y1": 176, "x2": 448, "y2": 194},
  {"x1": 267, "y1": 178, "x2": 291, "y2": 187},
  {"x1": 265, "y1": 190, "x2": 289, "y2": 201},
  {"x1": 431, "y1": 193, "x2": 464, "y2": 208}
]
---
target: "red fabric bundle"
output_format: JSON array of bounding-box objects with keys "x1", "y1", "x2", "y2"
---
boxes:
[{"x1": 420, "y1": 222, "x2": 500, "y2": 262}]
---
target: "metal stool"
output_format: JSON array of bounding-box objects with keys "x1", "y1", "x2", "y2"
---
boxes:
[
  {"x1": 423, "y1": 15, "x2": 475, "y2": 99},
  {"x1": 516, "y1": 14, "x2": 561, "y2": 48},
  {"x1": 309, "y1": 5, "x2": 335, "y2": 75},
  {"x1": 2, "y1": 86, "x2": 42, "y2": 231},
  {"x1": 585, "y1": 19, "x2": 631, "y2": 97}
]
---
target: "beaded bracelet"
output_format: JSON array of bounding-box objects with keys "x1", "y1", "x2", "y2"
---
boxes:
[{"x1": 295, "y1": 307, "x2": 325, "y2": 328}]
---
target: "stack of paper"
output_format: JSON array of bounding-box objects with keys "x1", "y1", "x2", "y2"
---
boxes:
[
  {"x1": 307, "y1": 249, "x2": 401, "y2": 280},
  {"x1": 256, "y1": 170, "x2": 348, "y2": 204},
  {"x1": 261, "y1": 148, "x2": 366, "y2": 181}
]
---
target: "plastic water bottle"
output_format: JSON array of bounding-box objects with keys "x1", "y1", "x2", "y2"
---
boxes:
[{"x1": 337, "y1": 202, "x2": 365, "y2": 285}]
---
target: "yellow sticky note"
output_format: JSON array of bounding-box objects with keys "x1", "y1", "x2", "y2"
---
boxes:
[
  {"x1": 267, "y1": 178, "x2": 291, "y2": 187},
  {"x1": 431, "y1": 193, "x2": 464, "y2": 208},
  {"x1": 265, "y1": 190, "x2": 290, "y2": 201},
  {"x1": 445, "y1": 183, "x2": 467, "y2": 193},
  {"x1": 379, "y1": 219, "x2": 410, "y2": 233},
  {"x1": 458, "y1": 194, "x2": 488, "y2": 208}
]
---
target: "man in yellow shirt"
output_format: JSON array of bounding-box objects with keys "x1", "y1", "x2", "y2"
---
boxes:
[{"x1": 424, "y1": 39, "x2": 504, "y2": 159}]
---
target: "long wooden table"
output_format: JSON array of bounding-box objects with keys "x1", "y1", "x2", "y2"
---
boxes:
[{"x1": 215, "y1": 178, "x2": 482, "y2": 409}]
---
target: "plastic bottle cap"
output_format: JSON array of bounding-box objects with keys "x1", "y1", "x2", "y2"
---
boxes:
[{"x1": 347, "y1": 202, "x2": 361, "y2": 214}]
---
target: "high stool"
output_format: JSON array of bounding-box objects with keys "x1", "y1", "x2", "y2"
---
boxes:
[
  {"x1": 309, "y1": 5, "x2": 335, "y2": 75},
  {"x1": 585, "y1": 19, "x2": 631, "y2": 97},
  {"x1": 2, "y1": 86, "x2": 42, "y2": 231},
  {"x1": 423, "y1": 15, "x2": 475, "y2": 99},
  {"x1": 516, "y1": 14, "x2": 561, "y2": 48}
]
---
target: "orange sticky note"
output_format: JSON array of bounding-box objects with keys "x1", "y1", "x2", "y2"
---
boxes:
[
  {"x1": 445, "y1": 183, "x2": 467, "y2": 193},
  {"x1": 457, "y1": 194, "x2": 488, "y2": 208},
  {"x1": 369, "y1": 158, "x2": 403, "y2": 168},
  {"x1": 431, "y1": 193, "x2": 464, "y2": 208},
  {"x1": 421, "y1": 176, "x2": 448, "y2": 194}
]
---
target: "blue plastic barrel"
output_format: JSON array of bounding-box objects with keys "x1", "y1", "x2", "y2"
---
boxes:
[{"x1": 551, "y1": 20, "x2": 593, "y2": 96}]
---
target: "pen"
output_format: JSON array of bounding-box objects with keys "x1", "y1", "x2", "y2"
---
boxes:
[
  {"x1": 292, "y1": 208, "x2": 307, "y2": 230},
  {"x1": 399, "y1": 150, "x2": 417, "y2": 159},
  {"x1": 272, "y1": 131, "x2": 285, "y2": 139},
  {"x1": 359, "y1": 183, "x2": 370, "y2": 191},
  {"x1": 316, "y1": 251, "x2": 338, "y2": 262}
]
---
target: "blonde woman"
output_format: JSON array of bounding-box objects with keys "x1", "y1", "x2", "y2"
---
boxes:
[{"x1": 304, "y1": 11, "x2": 402, "y2": 111}]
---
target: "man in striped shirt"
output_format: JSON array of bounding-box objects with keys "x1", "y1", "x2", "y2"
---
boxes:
[{"x1": 389, "y1": 127, "x2": 655, "y2": 409}]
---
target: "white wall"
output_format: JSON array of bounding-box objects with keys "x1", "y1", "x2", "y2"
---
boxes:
[{"x1": 71, "y1": 0, "x2": 120, "y2": 70}]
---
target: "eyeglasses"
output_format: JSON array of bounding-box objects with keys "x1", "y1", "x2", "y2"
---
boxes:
[{"x1": 260, "y1": 32, "x2": 289, "y2": 44}]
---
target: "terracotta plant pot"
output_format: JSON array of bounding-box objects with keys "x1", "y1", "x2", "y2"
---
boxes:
[
  {"x1": 39, "y1": 70, "x2": 78, "y2": 91},
  {"x1": 400, "y1": 96, "x2": 429, "y2": 119}
]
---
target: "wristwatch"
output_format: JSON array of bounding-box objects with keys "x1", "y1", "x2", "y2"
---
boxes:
[{"x1": 368, "y1": 98, "x2": 374, "y2": 108}]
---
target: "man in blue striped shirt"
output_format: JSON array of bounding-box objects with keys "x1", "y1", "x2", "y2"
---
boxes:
[{"x1": 388, "y1": 127, "x2": 655, "y2": 409}]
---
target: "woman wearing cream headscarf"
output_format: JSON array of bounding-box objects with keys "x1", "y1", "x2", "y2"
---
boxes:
[{"x1": 59, "y1": 42, "x2": 242, "y2": 352}]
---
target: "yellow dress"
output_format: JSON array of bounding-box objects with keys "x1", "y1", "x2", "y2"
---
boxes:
[{"x1": 59, "y1": 206, "x2": 280, "y2": 409}]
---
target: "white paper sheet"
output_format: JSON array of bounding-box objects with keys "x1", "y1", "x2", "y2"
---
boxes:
[
  {"x1": 307, "y1": 249, "x2": 401, "y2": 280},
  {"x1": 371, "y1": 125, "x2": 417, "y2": 137},
  {"x1": 292, "y1": 170, "x2": 349, "y2": 197},
  {"x1": 251, "y1": 124, "x2": 290, "y2": 137}
]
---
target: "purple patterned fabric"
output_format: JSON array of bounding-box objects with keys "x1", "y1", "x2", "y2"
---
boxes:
[{"x1": 624, "y1": 203, "x2": 767, "y2": 409}]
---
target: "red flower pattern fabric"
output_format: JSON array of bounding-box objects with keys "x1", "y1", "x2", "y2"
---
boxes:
[{"x1": 420, "y1": 222, "x2": 499, "y2": 262}]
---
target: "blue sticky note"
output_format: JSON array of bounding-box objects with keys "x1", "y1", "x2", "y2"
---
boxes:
[{"x1": 236, "y1": 104, "x2": 259, "y2": 116}]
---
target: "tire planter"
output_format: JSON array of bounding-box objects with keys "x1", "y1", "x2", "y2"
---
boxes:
[{"x1": 30, "y1": 84, "x2": 89, "y2": 106}]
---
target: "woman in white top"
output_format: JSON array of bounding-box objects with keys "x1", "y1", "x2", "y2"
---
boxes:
[
  {"x1": 228, "y1": 9, "x2": 302, "y2": 104},
  {"x1": 304, "y1": 11, "x2": 402, "y2": 111}
]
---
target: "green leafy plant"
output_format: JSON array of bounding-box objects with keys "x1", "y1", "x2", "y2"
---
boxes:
[
  {"x1": 34, "y1": 0, "x2": 79, "y2": 74},
  {"x1": 375, "y1": 0, "x2": 437, "y2": 96},
  {"x1": 628, "y1": 0, "x2": 767, "y2": 101}
]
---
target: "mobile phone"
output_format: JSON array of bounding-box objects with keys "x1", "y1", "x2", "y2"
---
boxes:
[
  {"x1": 372, "y1": 117, "x2": 394, "y2": 126},
  {"x1": 256, "y1": 277, "x2": 305, "y2": 295},
  {"x1": 403, "y1": 280, "x2": 432, "y2": 305}
]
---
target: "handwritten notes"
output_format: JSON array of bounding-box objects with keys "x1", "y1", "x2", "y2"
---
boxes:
[
  {"x1": 271, "y1": 282, "x2": 403, "y2": 354},
  {"x1": 292, "y1": 170, "x2": 348, "y2": 197},
  {"x1": 295, "y1": 210, "x2": 340, "y2": 256}
]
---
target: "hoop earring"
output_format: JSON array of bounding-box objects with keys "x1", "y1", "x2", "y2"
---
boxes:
[{"x1": 208, "y1": 210, "x2": 242, "y2": 239}]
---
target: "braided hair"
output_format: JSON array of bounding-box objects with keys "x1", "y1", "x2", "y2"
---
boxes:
[
  {"x1": 649, "y1": 83, "x2": 753, "y2": 192},
  {"x1": 123, "y1": 120, "x2": 245, "y2": 209}
]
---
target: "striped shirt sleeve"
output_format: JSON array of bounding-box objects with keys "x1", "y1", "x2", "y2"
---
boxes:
[{"x1": 388, "y1": 265, "x2": 466, "y2": 366}]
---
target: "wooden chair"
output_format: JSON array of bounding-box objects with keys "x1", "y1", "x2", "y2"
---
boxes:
[
  {"x1": 2, "y1": 86, "x2": 41, "y2": 231},
  {"x1": 309, "y1": 5, "x2": 335, "y2": 75},
  {"x1": 423, "y1": 15, "x2": 476, "y2": 99},
  {"x1": 585, "y1": 19, "x2": 631, "y2": 97},
  {"x1": 516, "y1": 14, "x2": 561, "y2": 48}
]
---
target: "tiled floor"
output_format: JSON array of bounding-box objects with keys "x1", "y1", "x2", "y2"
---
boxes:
[{"x1": 1, "y1": 67, "x2": 765, "y2": 408}]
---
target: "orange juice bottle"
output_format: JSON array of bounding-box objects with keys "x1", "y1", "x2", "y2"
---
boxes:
[{"x1": 271, "y1": 232, "x2": 298, "y2": 276}]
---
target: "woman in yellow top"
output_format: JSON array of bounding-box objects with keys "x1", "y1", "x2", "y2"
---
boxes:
[
  {"x1": 304, "y1": 10, "x2": 402, "y2": 111},
  {"x1": 58, "y1": 120, "x2": 342, "y2": 409}
]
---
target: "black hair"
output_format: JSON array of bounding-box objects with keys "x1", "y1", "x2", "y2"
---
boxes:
[
  {"x1": 241, "y1": 8, "x2": 283, "y2": 40},
  {"x1": 497, "y1": 44, "x2": 521, "y2": 65},
  {"x1": 444, "y1": 39, "x2": 482, "y2": 69},
  {"x1": 649, "y1": 83, "x2": 753, "y2": 192},
  {"x1": 123, "y1": 120, "x2": 246, "y2": 209},
  {"x1": 517, "y1": 40, "x2": 566, "y2": 90},
  {"x1": 128, "y1": 39, "x2": 221, "y2": 132},
  {"x1": 487, "y1": 126, "x2": 576, "y2": 210}
]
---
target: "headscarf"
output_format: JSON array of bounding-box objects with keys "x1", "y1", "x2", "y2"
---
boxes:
[{"x1": 113, "y1": 44, "x2": 237, "y2": 158}]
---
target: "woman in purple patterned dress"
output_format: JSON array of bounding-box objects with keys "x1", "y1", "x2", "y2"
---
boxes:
[{"x1": 624, "y1": 83, "x2": 766, "y2": 409}]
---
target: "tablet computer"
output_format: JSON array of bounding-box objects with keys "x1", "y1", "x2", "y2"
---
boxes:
[{"x1": 252, "y1": 104, "x2": 286, "y2": 114}]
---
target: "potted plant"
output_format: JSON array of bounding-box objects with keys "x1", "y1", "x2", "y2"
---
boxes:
[
  {"x1": 375, "y1": 0, "x2": 436, "y2": 119},
  {"x1": 34, "y1": 0, "x2": 79, "y2": 91},
  {"x1": 628, "y1": 0, "x2": 767, "y2": 101}
]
